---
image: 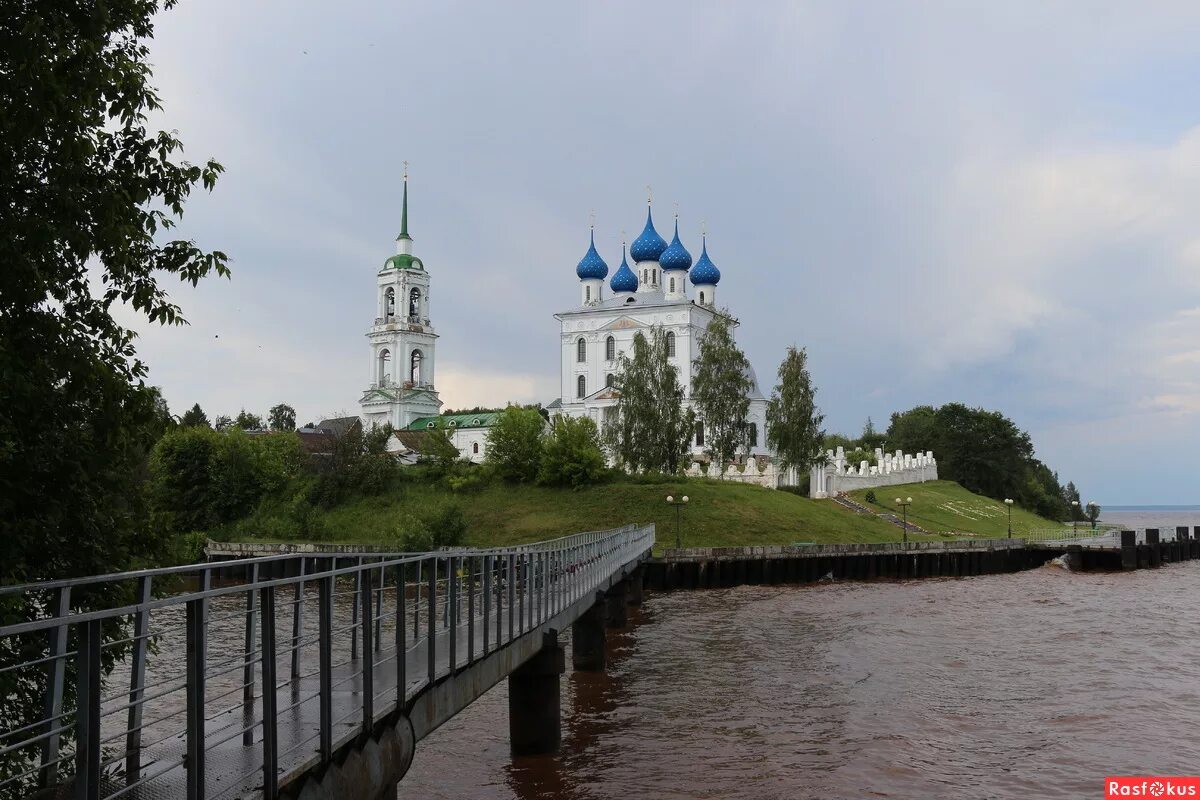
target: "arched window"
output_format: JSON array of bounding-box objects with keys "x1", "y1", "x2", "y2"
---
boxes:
[
  {"x1": 384, "y1": 287, "x2": 395, "y2": 319},
  {"x1": 749, "y1": 422, "x2": 758, "y2": 447},
  {"x1": 605, "y1": 373, "x2": 614, "y2": 388},
  {"x1": 378, "y1": 348, "x2": 391, "y2": 384},
  {"x1": 409, "y1": 287, "x2": 421, "y2": 319},
  {"x1": 585, "y1": 286, "x2": 591, "y2": 302},
  {"x1": 410, "y1": 349, "x2": 422, "y2": 384},
  {"x1": 699, "y1": 290, "x2": 706, "y2": 304},
  {"x1": 576, "y1": 375, "x2": 586, "y2": 398},
  {"x1": 472, "y1": 442, "x2": 479, "y2": 455},
  {"x1": 605, "y1": 336, "x2": 615, "y2": 361},
  {"x1": 666, "y1": 331, "x2": 676, "y2": 358},
  {"x1": 669, "y1": 277, "x2": 675, "y2": 293},
  {"x1": 695, "y1": 420, "x2": 704, "y2": 447},
  {"x1": 576, "y1": 337, "x2": 586, "y2": 363}
]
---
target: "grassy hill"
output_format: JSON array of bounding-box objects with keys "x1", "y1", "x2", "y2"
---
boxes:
[
  {"x1": 214, "y1": 476, "x2": 1063, "y2": 554},
  {"x1": 848, "y1": 480, "x2": 1064, "y2": 537}
]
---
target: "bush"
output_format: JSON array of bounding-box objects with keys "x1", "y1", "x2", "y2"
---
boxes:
[
  {"x1": 150, "y1": 426, "x2": 221, "y2": 532},
  {"x1": 444, "y1": 463, "x2": 494, "y2": 493},
  {"x1": 864, "y1": 489, "x2": 877, "y2": 504},
  {"x1": 538, "y1": 416, "x2": 606, "y2": 488},
  {"x1": 168, "y1": 532, "x2": 209, "y2": 564},
  {"x1": 389, "y1": 501, "x2": 467, "y2": 552},
  {"x1": 777, "y1": 485, "x2": 807, "y2": 496},
  {"x1": 485, "y1": 407, "x2": 545, "y2": 483},
  {"x1": 845, "y1": 448, "x2": 876, "y2": 467}
]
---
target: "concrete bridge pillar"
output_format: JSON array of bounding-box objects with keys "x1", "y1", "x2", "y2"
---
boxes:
[
  {"x1": 627, "y1": 567, "x2": 644, "y2": 606},
  {"x1": 571, "y1": 598, "x2": 607, "y2": 672},
  {"x1": 606, "y1": 580, "x2": 629, "y2": 628},
  {"x1": 509, "y1": 632, "x2": 565, "y2": 756}
]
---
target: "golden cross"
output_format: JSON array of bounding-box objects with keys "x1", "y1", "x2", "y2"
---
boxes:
[
  {"x1": 701, "y1": 218, "x2": 707, "y2": 237},
  {"x1": 589, "y1": 209, "x2": 595, "y2": 230},
  {"x1": 646, "y1": 185, "x2": 652, "y2": 205},
  {"x1": 402, "y1": 160, "x2": 408, "y2": 180},
  {"x1": 674, "y1": 201, "x2": 679, "y2": 220}
]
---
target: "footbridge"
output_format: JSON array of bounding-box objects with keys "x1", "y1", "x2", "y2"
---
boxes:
[{"x1": 0, "y1": 524, "x2": 654, "y2": 800}]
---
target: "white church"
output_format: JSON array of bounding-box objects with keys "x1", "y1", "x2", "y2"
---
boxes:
[
  {"x1": 548, "y1": 200, "x2": 773, "y2": 466},
  {"x1": 354, "y1": 177, "x2": 934, "y2": 494}
]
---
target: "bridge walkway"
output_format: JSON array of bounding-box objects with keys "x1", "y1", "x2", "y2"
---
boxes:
[{"x1": 0, "y1": 524, "x2": 654, "y2": 800}]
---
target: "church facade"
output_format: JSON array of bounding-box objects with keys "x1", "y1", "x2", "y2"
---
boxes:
[
  {"x1": 359, "y1": 175, "x2": 442, "y2": 430},
  {"x1": 551, "y1": 203, "x2": 773, "y2": 464}
]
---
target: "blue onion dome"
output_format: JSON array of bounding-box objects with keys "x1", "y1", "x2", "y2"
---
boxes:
[
  {"x1": 575, "y1": 230, "x2": 609, "y2": 280},
  {"x1": 629, "y1": 207, "x2": 668, "y2": 262},
  {"x1": 610, "y1": 244, "x2": 638, "y2": 292},
  {"x1": 690, "y1": 236, "x2": 721, "y2": 285},
  {"x1": 659, "y1": 220, "x2": 692, "y2": 271}
]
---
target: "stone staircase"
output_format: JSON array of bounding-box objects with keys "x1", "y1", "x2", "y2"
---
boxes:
[{"x1": 832, "y1": 494, "x2": 933, "y2": 535}]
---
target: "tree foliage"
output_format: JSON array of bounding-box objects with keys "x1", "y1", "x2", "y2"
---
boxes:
[
  {"x1": 1, "y1": 0, "x2": 226, "y2": 571},
  {"x1": 268, "y1": 403, "x2": 296, "y2": 432},
  {"x1": 607, "y1": 328, "x2": 695, "y2": 474},
  {"x1": 309, "y1": 422, "x2": 396, "y2": 506},
  {"x1": 419, "y1": 427, "x2": 461, "y2": 471},
  {"x1": 766, "y1": 346, "x2": 825, "y2": 472},
  {"x1": 180, "y1": 402, "x2": 210, "y2": 428},
  {"x1": 539, "y1": 415, "x2": 606, "y2": 488},
  {"x1": 0, "y1": 2, "x2": 226, "y2": 784},
  {"x1": 860, "y1": 416, "x2": 886, "y2": 451},
  {"x1": 691, "y1": 314, "x2": 752, "y2": 469},
  {"x1": 485, "y1": 406, "x2": 545, "y2": 482},
  {"x1": 235, "y1": 409, "x2": 263, "y2": 430},
  {"x1": 149, "y1": 428, "x2": 303, "y2": 532},
  {"x1": 886, "y1": 403, "x2": 1072, "y2": 520}
]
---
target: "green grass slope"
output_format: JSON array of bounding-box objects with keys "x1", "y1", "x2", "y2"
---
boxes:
[
  {"x1": 327, "y1": 479, "x2": 919, "y2": 552},
  {"x1": 218, "y1": 477, "x2": 1062, "y2": 553},
  {"x1": 848, "y1": 480, "x2": 1063, "y2": 537},
  {"x1": 226, "y1": 478, "x2": 909, "y2": 552}
]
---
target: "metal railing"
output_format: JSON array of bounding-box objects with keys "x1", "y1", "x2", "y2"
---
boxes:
[
  {"x1": 0, "y1": 524, "x2": 653, "y2": 800},
  {"x1": 1022, "y1": 527, "x2": 1197, "y2": 546},
  {"x1": 1021, "y1": 528, "x2": 1120, "y2": 544}
]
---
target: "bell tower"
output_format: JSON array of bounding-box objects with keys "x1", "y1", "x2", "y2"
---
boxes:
[{"x1": 359, "y1": 166, "x2": 442, "y2": 430}]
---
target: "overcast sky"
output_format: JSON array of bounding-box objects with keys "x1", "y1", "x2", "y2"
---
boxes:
[{"x1": 127, "y1": 1, "x2": 1200, "y2": 504}]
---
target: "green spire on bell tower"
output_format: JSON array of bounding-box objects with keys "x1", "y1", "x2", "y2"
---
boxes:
[{"x1": 396, "y1": 161, "x2": 411, "y2": 242}]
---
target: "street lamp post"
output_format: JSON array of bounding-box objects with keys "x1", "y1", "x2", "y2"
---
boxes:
[
  {"x1": 666, "y1": 495, "x2": 689, "y2": 549},
  {"x1": 1004, "y1": 498, "x2": 1014, "y2": 538},
  {"x1": 1072, "y1": 500, "x2": 1080, "y2": 537},
  {"x1": 895, "y1": 497, "x2": 912, "y2": 547}
]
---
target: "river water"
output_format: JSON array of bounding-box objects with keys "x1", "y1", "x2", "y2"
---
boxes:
[{"x1": 401, "y1": 559, "x2": 1200, "y2": 799}]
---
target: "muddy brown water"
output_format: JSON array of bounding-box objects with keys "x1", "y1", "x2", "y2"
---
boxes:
[{"x1": 400, "y1": 560, "x2": 1200, "y2": 799}]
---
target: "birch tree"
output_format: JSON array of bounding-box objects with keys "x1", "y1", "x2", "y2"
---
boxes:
[
  {"x1": 691, "y1": 313, "x2": 751, "y2": 472},
  {"x1": 608, "y1": 328, "x2": 695, "y2": 473},
  {"x1": 766, "y1": 346, "x2": 825, "y2": 475}
]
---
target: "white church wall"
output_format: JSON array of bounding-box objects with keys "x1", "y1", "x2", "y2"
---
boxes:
[{"x1": 809, "y1": 447, "x2": 939, "y2": 498}]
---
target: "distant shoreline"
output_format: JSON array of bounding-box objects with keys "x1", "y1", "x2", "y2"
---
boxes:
[{"x1": 1104, "y1": 505, "x2": 1200, "y2": 512}]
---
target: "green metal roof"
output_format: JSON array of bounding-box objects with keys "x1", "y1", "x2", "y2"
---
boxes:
[
  {"x1": 383, "y1": 253, "x2": 423, "y2": 270},
  {"x1": 405, "y1": 413, "x2": 501, "y2": 431}
]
